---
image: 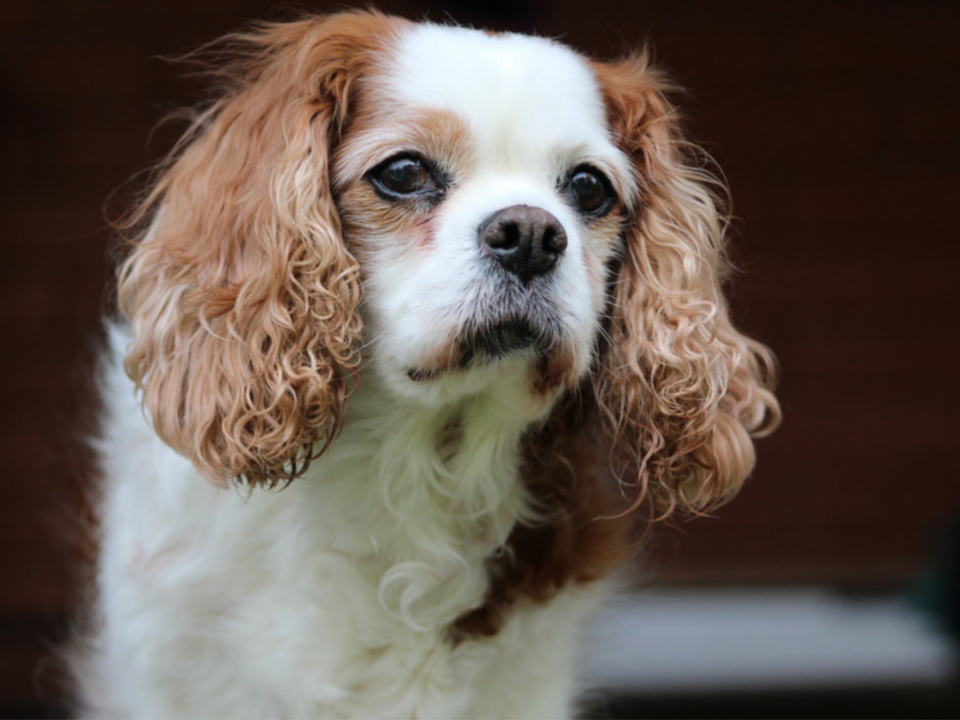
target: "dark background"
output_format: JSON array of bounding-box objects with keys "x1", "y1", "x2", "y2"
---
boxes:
[{"x1": 2, "y1": 0, "x2": 959, "y2": 716}]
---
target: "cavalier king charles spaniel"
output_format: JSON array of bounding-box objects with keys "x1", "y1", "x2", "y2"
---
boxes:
[{"x1": 70, "y1": 10, "x2": 779, "y2": 718}]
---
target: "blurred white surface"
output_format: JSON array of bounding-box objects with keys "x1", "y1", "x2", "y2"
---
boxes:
[{"x1": 580, "y1": 587, "x2": 958, "y2": 694}]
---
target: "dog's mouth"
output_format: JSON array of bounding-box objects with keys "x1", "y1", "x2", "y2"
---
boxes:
[
  {"x1": 466, "y1": 317, "x2": 539, "y2": 361},
  {"x1": 406, "y1": 317, "x2": 554, "y2": 383}
]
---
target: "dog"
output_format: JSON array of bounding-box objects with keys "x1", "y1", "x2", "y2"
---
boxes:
[{"x1": 69, "y1": 10, "x2": 779, "y2": 718}]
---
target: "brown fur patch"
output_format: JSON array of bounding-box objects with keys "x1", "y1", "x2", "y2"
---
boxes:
[
  {"x1": 334, "y1": 106, "x2": 473, "y2": 258},
  {"x1": 116, "y1": 11, "x2": 410, "y2": 486},
  {"x1": 531, "y1": 346, "x2": 578, "y2": 397},
  {"x1": 450, "y1": 389, "x2": 637, "y2": 642},
  {"x1": 589, "y1": 54, "x2": 780, "y2": 519}
]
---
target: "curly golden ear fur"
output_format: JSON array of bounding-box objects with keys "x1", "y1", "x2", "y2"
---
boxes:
[
  {"x1": 592, "y1": 54, "x2": 780, "y2": 519},
  {"x1": 116, "y1": 13, "x2": 398, "y2": 486}
]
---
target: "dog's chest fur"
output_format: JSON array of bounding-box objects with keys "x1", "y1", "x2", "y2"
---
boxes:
[{"x1": 89, "y1": 343, "x2": 597, "y2": 718}]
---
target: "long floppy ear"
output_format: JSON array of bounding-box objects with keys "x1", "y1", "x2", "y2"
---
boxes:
[
  {"x1": 116, "y1": 12, "x2": 397, "y2": 486},
  {"x1": 592, "y1": 54, "x2": 780, "y2": 519}
]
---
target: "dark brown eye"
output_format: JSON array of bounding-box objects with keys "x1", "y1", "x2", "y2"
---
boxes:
[
  {"x1": 567, "y1": 168, "x2": 612, "y2": 215},
  {"x1": 369, "y1": 155, "x2": 441, "y2": 199}
]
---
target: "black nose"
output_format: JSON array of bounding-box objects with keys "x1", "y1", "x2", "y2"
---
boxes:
[{"x1": 478, "y1": 205, "x2": 567, "y2": 283}]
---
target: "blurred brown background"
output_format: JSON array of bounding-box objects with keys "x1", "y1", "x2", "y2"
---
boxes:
[{"x1": 2, "y1": 0, "x2": 959, "y2": 716}]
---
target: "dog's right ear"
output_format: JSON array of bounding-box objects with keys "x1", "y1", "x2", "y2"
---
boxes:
[{"x1": 116, "y1": 12, "x2": 402, "y2": 487}]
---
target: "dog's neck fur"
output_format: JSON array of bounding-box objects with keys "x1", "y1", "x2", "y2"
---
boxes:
[{"x1": 297, "y1": 358, "x2": 550, "y2": 632}]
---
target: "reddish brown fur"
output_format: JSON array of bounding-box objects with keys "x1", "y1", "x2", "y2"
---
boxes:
[
  {"x1": 451, "y1": 390, "x2": 634, "y2": 641},
  {"x1": 117, "y1": 12, "x2": 407, "y2": 486},
  {"x1": 531, "y1": 347, "x2": 579, "y2": 397},
  {"x1": 590, "y1": 54, "x2": 780, "y2": 517},
  {"x1": 334, "y1": 106, "x2": 473, "y2": 259}
]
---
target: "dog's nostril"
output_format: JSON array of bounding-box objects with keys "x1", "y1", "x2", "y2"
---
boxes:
[
  {"x1": 542, "y1": 225, "x2": 567, "y2": 255},
  {"x1": 486, "y1": 221, "x2": 522, "y2": 250},
  {"x1": 479, "y1": 205, "x2": 566, "y2": 282}
]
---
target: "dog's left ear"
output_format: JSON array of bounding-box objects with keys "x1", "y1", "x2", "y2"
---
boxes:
[{"x1": 591, "y1": 54, "x2": 780, "y2": 518}]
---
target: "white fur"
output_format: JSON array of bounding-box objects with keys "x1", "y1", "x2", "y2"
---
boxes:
[
  {"x1": 358, "y1": 26, "x2": 633, "y2": 404},
  {"x1": 85, "y1": 331, "x2": 601, "y2": 719},
  {"x1": 77, "y1": 21, "x2": 628, "y2": 719}
]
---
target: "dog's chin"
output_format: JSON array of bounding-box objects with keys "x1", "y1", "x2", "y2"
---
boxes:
[
  {"x1": 406, "y1": 317, "x2": 563, "y2": 384},
  {"x1": 462, "y1": 317, "x2": 541, "y2": 364}
]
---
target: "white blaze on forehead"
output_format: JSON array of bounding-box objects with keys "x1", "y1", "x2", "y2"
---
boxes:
[{"x1": 389, "y1": 23, "x2": 632, "y2": 189}]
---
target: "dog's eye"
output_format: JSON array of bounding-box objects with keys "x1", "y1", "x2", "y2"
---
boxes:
[
  {"x1": 566, "y1": 167, "x2": 613, "y2": 216},
  {"x1": 369, "y1": 155, "x2": 441, "y2": 199}
]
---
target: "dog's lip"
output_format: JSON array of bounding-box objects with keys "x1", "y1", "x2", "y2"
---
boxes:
[
  {"x1": 406, "y1": 317, "x2": 544, "y2": 382},
  {"x1": 468, "y1": 318, "x2": 538, "y2": 360}
]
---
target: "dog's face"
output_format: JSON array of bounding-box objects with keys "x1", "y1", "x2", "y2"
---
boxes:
[
  {"x1": 117, "y1": 11, "x2": 778, "y2": 513},
  {"x1": 334, "y1": 26, "x2": 634, "y2": 408}
]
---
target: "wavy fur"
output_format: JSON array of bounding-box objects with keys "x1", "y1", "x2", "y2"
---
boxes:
[
  {"x1": 116, "y1": 14, "x2": 403, "y2": 485},
  {"x1": 592, "y1": 54, "x2": 780, "y2": 519}
]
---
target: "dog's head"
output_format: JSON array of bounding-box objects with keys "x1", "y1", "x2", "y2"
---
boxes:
[
  {"x1": 333, "y1": 22, "x2": 632, "y2": 412},
  {"x1": 117, "y1": 11, "x2": 778, "y2": 516}
]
